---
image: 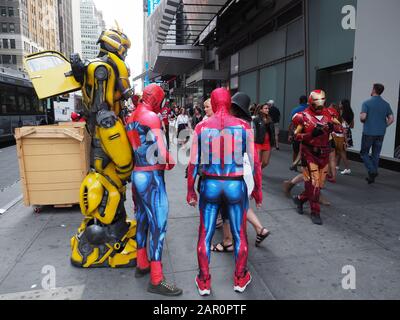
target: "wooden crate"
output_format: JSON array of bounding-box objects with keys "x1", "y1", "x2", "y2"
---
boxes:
[{"x1": 15, "y1": 123, "x2": 91, "y2": 207}]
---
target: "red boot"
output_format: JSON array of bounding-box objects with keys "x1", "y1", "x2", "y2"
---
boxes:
[{"x1": 135, "y1": 248, "x2": 150, "y2": 278}]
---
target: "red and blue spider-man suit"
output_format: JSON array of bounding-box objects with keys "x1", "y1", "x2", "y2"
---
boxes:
[
  {"x1": 126, "y1": 84, "x2": 175, "y2": 288},
  {"x1": 292, "y1": 90, "x2": 334, "y2": 225},
  {"x1": 187, "y1": 88, "x2": 262, "y2": 293}
]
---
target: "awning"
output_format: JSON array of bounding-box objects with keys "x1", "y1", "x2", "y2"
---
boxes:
[
  {"x1": 131, "y1": 69, "x2": 160, "y2": 82},
  {"x1": 153, "y1": 45, "x2": 203, "y2": 75},
  {"x1": 156, "y1": 0, "x2": 230, "y2": 46},
  {"x1": 170, "y1": 87, "x2": 198, "y2": 95},
  {"x1": 186, "y1": 68, "x2": 229, "y2": 85}
]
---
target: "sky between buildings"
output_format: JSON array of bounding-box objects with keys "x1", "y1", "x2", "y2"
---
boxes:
[{"x1": 92, "y1": 0, "x2": 144, "y2": 92}]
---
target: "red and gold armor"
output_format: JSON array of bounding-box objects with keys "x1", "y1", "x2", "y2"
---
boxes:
[{"x1": 292, "y1": 90, "x2": 334, "y2": 225}]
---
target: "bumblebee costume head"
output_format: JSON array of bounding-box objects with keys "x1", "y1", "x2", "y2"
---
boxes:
[{"x1": 98, "y1": 28, "x2": 131, "y2": 61}]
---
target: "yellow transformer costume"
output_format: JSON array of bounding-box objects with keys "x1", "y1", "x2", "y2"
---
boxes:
[{"x1": 24, "y1": 28, "x2": 137, "y2": 268}]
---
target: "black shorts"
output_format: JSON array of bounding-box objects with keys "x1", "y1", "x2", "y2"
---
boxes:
[{"x1": 330, "y1": 139, "x2": 336, "y2": 152}]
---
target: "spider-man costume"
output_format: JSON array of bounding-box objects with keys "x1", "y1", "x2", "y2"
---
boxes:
[
  {"x1": 126, "y1": 84, "x2": 178, "y2": 294},
  {"x1": 187, "y1": 88, "x2": 262, "y2": 294},
  {"x1": 292, "y1": 90, "x2": 334, "y2": 225}
]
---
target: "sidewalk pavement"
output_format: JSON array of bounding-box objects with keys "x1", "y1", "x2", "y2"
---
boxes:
[{"x1": 0, "y1": 144, "x2": 399, "y2": 300}]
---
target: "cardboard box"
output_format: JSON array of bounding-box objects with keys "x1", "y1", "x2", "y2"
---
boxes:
[{"x1": 15, "y1": 123, "x2": 91, "y2": 207}]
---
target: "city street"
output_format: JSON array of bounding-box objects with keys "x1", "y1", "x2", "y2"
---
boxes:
[{"x1": 0, "y1": 142, "x2": 399, "y2": 300}]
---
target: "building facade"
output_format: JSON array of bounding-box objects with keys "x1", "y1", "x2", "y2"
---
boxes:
[
  {"x1": 143, "y1": 0, "x2": 399, "y2": 163},
  {"x1": 71, "y1": 0, "x2": 82, "y2": 56},
  {"x1": 0, "y1": 0, "x2": 21, "y2": 69},
  {"x1": 0, "y1": 0, "x2": 74, "y2": 71},
  {"x1": 79, "y1": 0, "x2": 105, "y2": 60},
  {"x1": 58, "y1": 0, "x2": 74, "y2": 59}
]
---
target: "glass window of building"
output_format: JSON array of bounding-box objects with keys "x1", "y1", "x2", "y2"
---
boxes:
[
  {"x1": 18, "y1": 95, "x2": 26, "y2": 113},
  {"x1": 2, "y1": 84, "x2": 18, "y2": 113},
  {"x1": 10, "y1": 39, "x2": 15, "y2": 49},
  {"x1": 2, "y1": 54, "x2": 12, "y2": 64},
  {"x1": 2, "y1": 39, "x2": 8, "y2": 49}
]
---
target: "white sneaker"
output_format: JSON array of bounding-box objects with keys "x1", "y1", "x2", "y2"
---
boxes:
[{"x1": 340, "y1": 169, "x2": 352, "y2": 175}]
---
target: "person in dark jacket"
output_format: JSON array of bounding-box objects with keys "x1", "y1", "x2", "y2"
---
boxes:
[
  {"x1": 267, "y1": 100, "x2": 281, "y2": 150},
  {"x1": 191, "y1": 107, "x2": 204, "y2": 128},
  {"x1": 253, "y1": 103, "x2": 275, "y2": 169}
]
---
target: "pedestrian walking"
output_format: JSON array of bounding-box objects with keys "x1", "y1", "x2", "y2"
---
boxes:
[
  {"x1": 336, "y1": 100, "x2": 354, "y2": 175},
  {"x1": 176, "y1": 108, "x2": 190, "y2": 146},
  {"x1": 268, "y1": 100, "x2": 281, "y2": 150},
  {"x1": 360, "y1": 83, "x2": 395, "y2": 184},
  {"x1": 192, "y1": 107, "x2": 203, "y2": 128},
  {"x1": 161, "y1": 102, "x2": 172, "y2": 150},
  {"x1": 253, "y1": 103, "x2": 275, "y2": 169},
  {"x1": 288, "y1": 96, "x2": 308, "y2": 165}
]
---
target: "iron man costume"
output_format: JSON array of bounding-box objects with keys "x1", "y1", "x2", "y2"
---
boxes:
[
  {"x1": 292, "y1": 90, "x2": 334, "y2": 225},
  {"x1": 126, "y1": 84, "x2": 182, "y2": 296},
  {"x1": 187, "y1": 88, "x2": 262, "y2": 295},
  {"x1": 69, "y1": 28, "x2": 137, "y2": 268}
]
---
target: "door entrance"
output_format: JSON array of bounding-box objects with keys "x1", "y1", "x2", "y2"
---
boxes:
[{"x1": 316, "y1": 63, "x2": 353, "y2": 104}]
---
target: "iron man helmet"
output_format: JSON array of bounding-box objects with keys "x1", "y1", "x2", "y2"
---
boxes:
[
  {"x1": 309, "y1": 90, "x2": 326, "y2": 111},
  {"x1": 97, "y1": 28, "x2": 131, "y2": 60}
]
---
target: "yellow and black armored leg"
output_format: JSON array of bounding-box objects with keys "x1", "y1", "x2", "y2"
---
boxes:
[
  {"x1": 70, "y1": 116, "x2": 137, "y2": 268},
  {"x1": 70, "y1": 171, "x2": 137, "y2": 268}
]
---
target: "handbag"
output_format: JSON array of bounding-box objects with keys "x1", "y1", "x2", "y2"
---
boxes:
[
  {"x1": 346, "y1": 127, "x2": 354, "y2": 148},
  {"x1": 267, "y1": 122, "x2": 276, "y2": 148}
]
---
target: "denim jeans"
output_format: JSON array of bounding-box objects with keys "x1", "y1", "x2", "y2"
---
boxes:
[{"x1": 360, "y1": 135, "x2": 384, "y2": 175}]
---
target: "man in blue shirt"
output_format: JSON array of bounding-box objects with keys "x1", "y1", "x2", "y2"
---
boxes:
[
  {"x1": 360, "y1": 83, "x2": 395, "y2": 184},
  {"x1": 288, "y1": 96, "x2": 308, "y2": 162},
  {"x1": 283, "y1": 96, "x2": 309, "y2": 196},
  {"x1": 291, "y1": 95, "x2": 308, "y2": 119}
]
